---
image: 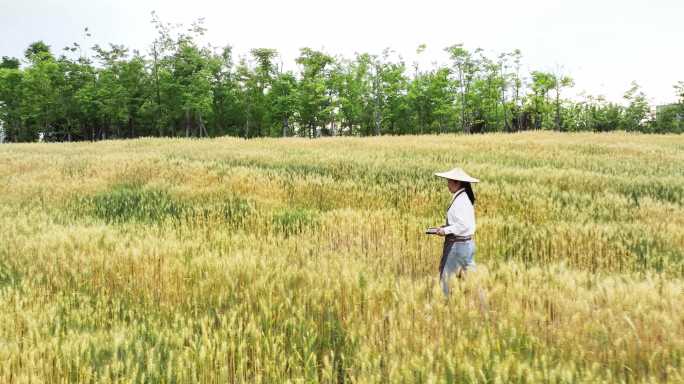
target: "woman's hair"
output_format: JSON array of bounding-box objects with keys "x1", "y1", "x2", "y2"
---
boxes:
[{"x1": 463, "y1": 182, "x2": 476, "y2": 206}]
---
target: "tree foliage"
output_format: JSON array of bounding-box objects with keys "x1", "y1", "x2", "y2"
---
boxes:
[{"x1": 0, "y1": 16, "x2": 681, "y2": 143}]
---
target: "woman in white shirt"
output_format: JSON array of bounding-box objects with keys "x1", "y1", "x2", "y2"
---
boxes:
[{"x1": 433, "y1": 168, "x2": 479, "y2": 296}]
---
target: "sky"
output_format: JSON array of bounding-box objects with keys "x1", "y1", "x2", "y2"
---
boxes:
[{"x1": 1, "y1": 0, "x2": 682, "y2": 105}]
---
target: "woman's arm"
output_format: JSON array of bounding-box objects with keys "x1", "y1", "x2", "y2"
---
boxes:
[
  {"x1": 435, "y1": 222, "x2": 468, "y2": 235},
  {"x1": 441, "y1": 216, "x2": 469, "y2": 235}
]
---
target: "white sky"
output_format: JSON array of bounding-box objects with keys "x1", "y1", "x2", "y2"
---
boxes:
[{"x1": 1, "y1": 0, "x2": 682, "y2": 105}]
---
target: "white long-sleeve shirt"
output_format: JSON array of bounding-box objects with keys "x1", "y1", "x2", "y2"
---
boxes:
[{"x1": 443, "y1": 188, "x2": 476, "y2": 236}]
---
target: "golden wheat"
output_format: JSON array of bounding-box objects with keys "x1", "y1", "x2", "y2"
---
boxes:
[{"x1": 0, "y1": 132, "x2": 682, "y2": 383}]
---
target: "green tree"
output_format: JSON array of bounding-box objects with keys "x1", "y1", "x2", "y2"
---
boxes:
[
  {"x1": 0, "y1": 57, "x2": 20, "y2": 70},
  {"x1": 93, "y1": 44, "x2": 129, "y2": 139},
  {"x1": 243, "y1": 48, "x2": 278, "y2": 137},
  {"x1": 0, "y1": 65, "x2": 24, "y2": 141},
  {"x1": 332, "y1": 54, "x2": 371, "y2": 136},
  {"x1": 24, "y1": 41, "x2": 54, "y2": 64},
  {"x1": 269, "y1": 71, "x2": 298, "y2": 137},
  {"x1": 407, "y1": 67, "x2": 453, "y2": 134},
  {"x1": 622, "y1": 81, "x2": 650, "y2": 132},
  {"x1": 6, "y1": 22, "x2": 684, "y2": 140},
  {"x1": 529, "y1": 71, "x2": 556, "y2": 129},
  {"x1": 653, "y1": 82, "x2": 684, "y2": 133},
  {"x1": 296, "y1": 48, "x2": 334, "y2": 138},
  {"x1": 19, "y1": 45, "x2": 62, "y2": 141},
  {"x1": 445, "y1": 44, "x2": 477, "y2": 133},
  {"x1": 174, "y1": 41, "x2": 213, "y2": 137},
  {"x1": 205, "y1": 46, "x2": 239, "y2": 137},
  {"x1": 378, "y1": 57, "x2": 409, "y2": 135},
  {"x1": 553, "y1": 73, "x2": 574, "y2": 131},
  {"x1": 148, "y1": 15, "x2": 213, "y2": 137},
  {"x1": 469, "y1": 51, "x2": 503, "y2": 132},
  {"x1": 675, "y1": 81, "x2": 684, "y2": 105}
]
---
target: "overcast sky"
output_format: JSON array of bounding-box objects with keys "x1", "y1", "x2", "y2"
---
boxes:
[{"x1": 1, "y1": 0, "x2": 682, "y2": 105}]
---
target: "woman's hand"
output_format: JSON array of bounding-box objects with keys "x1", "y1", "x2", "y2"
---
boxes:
[{"x1": 436, "y1": 228, "x2": 446, "y2": 236}]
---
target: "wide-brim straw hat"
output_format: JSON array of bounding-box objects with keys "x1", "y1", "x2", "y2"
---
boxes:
[{"x1": 434, "y1": 167, "x2": 480, "y2": 183}]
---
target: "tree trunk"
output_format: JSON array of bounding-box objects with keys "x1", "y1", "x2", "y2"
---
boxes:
[
  {"x1": 555, "y1": 88, "x2": 561, "y2": 131},
  {"x1": 459, "y1": 68, "x2": 467, "y2": 134},
  {"x1": 153, "y1": 43, "x2": 163, "y2": 137},
  {"x1": 185, "y1": 109, "x2": 191, "y2": 137},
  {"x1": 544, "y1": 92, "x2": 550, "y2": 129},
  {"x1": 500, "y1": 66, "x2": 509, "y2": 132},
  {"x1": 282, "y1": 116, "x2": 289, "y2": 137},
  {"x1": 461, "y1": 94, "x2": 468, "y2": 133},
  {"x1": 197, "y1": 111, "x2": 208, "y2": 138},
  {"x1": 374, "y1": 109, "x2": 381, "y2": 136},
  {"x1": 464, "y1": 81, "x2": 471, "y2": 134}
]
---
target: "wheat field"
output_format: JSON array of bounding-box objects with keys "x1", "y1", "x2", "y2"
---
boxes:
[{"x1": 0, "y1": 132, "x2": 683, "y2": 383}]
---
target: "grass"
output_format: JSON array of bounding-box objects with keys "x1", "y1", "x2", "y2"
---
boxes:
[{"x1": 0, "y1": 131, "x2": 682, "y2": 383}]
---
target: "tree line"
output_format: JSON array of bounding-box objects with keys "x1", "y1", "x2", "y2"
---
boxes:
[{"x1": 1, "y1": 14, "x2": 683, "y2": 143}]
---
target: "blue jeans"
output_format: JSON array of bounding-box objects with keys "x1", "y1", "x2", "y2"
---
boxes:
[{"x1": 440, "y1": 240, "x2": 475, "y2": 296}]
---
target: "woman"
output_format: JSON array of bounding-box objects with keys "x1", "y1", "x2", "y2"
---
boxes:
[{"x1": 433, "y1": 167, "x2": 479, "y2": 296}]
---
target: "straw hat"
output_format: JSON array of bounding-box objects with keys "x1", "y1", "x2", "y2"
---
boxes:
[{"x1": 434, "y1": 167, "x2": 480, "y2": 183}]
